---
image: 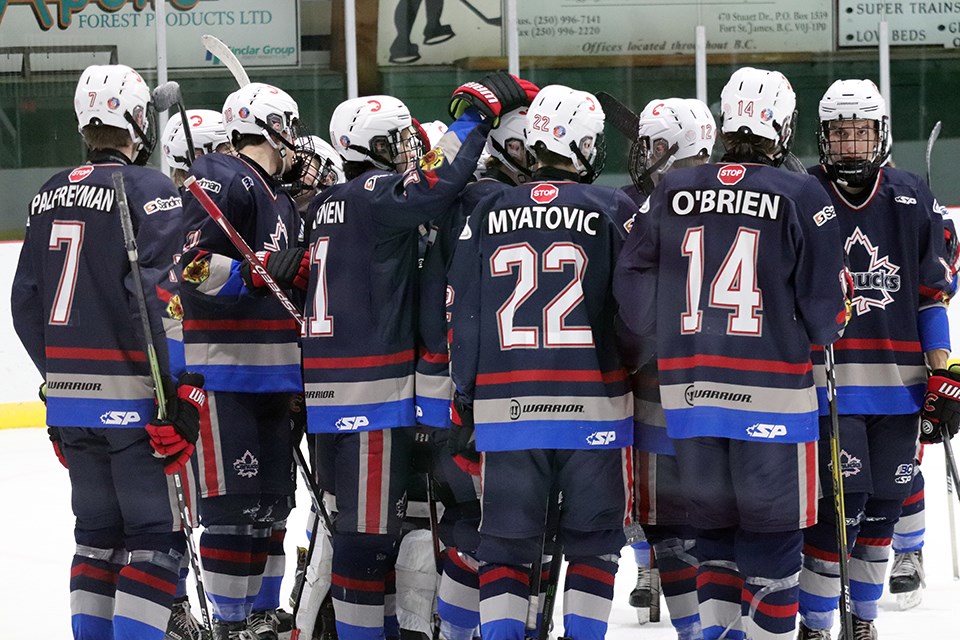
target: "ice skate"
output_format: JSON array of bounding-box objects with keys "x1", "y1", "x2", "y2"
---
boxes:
[
  {"x1": 165, "y1": 597, "x2": 206, "y2": 640},
  {"x1": 247, "y1": 610, "x2": 278, "y2": 640},
  {"x1": 213, "y1": 620, "x2": 254, "y2": 640},
  {"x1": 889, "y1": 549, "x2": 924, "y2": 610},
  {"x1": 797, "y1": 621, "x2": 831, "y2": 639},
  {"x1": 628, "y1": 566, "x2": 652, "y2": 624},
  {"x1": 838, "y1": 615, "x2": 878, "y2": 640}
]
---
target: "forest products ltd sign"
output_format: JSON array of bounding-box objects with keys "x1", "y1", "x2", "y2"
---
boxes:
[{"x1": 0, "y1": 0, "x2": 200, "y2": 31}]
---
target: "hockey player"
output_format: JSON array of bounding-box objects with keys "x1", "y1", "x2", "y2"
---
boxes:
[
  {"x1": 797, "y1": 79, "x2": 957, "y2": 639},
  {"x1": 178, "y1": 82, "x2": 311, "y2": 640},
  {"x1": 621, "y1": 97, "x2": 716, "y2": 640},
  {"x1": 290, "y1": 135, "x2": 345, "y2": 211},
  {"x1": 615, "y1": 67, "x2": 848, "y2": 640},
  {"x1": 11, "y1": 63, "x2": 205, "y2": 640},
  {"x1": 414, "y1": 102, "x2": 539, "y2": 640},
  {"x1": 160, "y1": 109, "x2": 234, "y2": 187},
  {"x1": 300, "y1": 73, "x2": 537, "y2": 640},
  {"x1": 448, "y1": 83, "x2": 638, "y2": 640}
]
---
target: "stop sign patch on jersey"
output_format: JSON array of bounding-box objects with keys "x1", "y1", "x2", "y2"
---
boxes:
[
  {"x1": 531, "y1": 184, "x2": 558, "y2": 204},
  {"x1": 69, "y1": 166, "x2": 94, "y2": 183},
  {"x1": 717, "y1": 164, "x2": 746, "y2": 186}
]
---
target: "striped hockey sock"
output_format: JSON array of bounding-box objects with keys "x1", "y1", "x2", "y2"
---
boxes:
[
  {"x1": 114, "y1": 549, "x2": 181, "y2": 640},
  {"x1": 331, "y1": 532, "x2": 396, "y2": 640},
  {"x1": 252, "y1": 521, "x2": 286, "y2": 612},
  {"x1": 70, "y1": 546, "x2": 125, "y2": 639},
  {"x1": 562, "y1": 555, "x2": 618, "y2": 640},
  {"x1": 437, "y1": 548, "x2": 480, "y2": 640},
  {"x1": 697, "y1": 560, "x2": 745, "y2": 640},
  {"x1": 653, "y1": 537, "x2": 701, "y2": 635},
  {"x1": 199, "y1": 525, "x2": 254, "y2": 622},
  {"x1": 742, "y1": 573, "x2": 800, "y2": 640},
  {"x1": 478, "y1": 563, "x2": 530, "y2": 640},
  {"x1": 893, "y1": 470, "x2": 925, "y2": 554}
]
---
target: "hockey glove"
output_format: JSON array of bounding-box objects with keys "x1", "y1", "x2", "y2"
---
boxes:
[
  {"x1": 920, "y1": 367, "x2": 960, "y2": 444},
  {"x1": 146, "y1": 373, "x2": 206, "y2": 474},
  {"x1": 39, "y1": 383, "x2": 68, "y2": 469},
  {"x1": 448, "y1": 72, "x2": 540, "y2": 126},
  {"x1": 450, "y1": 393, "x2": 480, "y2": 476},
  {"x1": 240, "y1": 248, "x2": 310, "y2": 292}
]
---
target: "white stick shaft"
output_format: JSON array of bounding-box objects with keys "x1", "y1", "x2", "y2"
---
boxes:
[
  {"x1": 155, "y1": 0, "x2": 169, "y2": 174},
  {"x1": 879, "y1": 20, "x2": 892, "y2": 140},
  {"x1": 949, "y1": 455, "x2": 960, "y2": 579},
  {"x1": 695, "y1": 26, "x2": 707, "y2": 105},
  {"x1": 344, "y1": 0, "x2": 359, "y2": 99}
]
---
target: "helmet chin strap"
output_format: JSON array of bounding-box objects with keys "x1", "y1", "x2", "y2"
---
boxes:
[
  {"x1": 489, "y1": 138, "x2": 533, "y2": 181},
  {"x1": 637, "y1": 142, "x2": 679, "y2": 195}
]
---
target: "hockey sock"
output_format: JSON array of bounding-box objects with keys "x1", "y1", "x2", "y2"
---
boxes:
[
  {"x1": 70, "y1": 545, "x2": 125, "y2": 640},
  {"x1": 849, "y1": 497, "x2": 899, "y2": 621},
  {"x1": 652, "y1": 537, "x2": 700, "y2": 633},
  {"x1": 331, "y1": 532, "x2": 397, "y2": 640},
  {"x1": 695, "y1": 528, "x2": 743, "y2": 640},
  {"x1": 175, "y1": 556, "x2": 189, "y2": 600},
  {"x1": 737, "y1": 529, "x2": 802, "y2": 640},
  {"x1": 798, "y1": 492, "x2": 867, "y2": 630},
  {"x1": 252, "y1": 521, "x2": 286, "y2": 612},
  {"x1": 893, "y1": 469, "x2": 925, "y2": 554},
  {"x1": 437, "y1": 548, "x2": 480, "y2": 640},
  {"x1": 114, "y1": 549, "x2": 181, "y2": 640},
  {"x1": 478, "y1": 562, "x2": 530, "y2": 640},
  {"x1": 561, "y1": 555, "x2": 618, "y2": 640},
  {"x1": 199, "y1": 524, "x2": 255, "y2": 622},
  {"x1": 246, "y1": 525, "x2": 271, "y2": 613},
  {"x1": 384, "y1": 565, "x2": 399, "y2": 639},
  {"x1": 631, "y1": 539, "x2": 652, "y2": 568}
]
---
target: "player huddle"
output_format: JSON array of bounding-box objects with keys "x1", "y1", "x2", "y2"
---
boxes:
[{"x1": 10, "y1": 59, "x2": 960, "y2": 640}]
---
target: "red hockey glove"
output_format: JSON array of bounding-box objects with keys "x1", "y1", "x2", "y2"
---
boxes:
[
  {"x1": 146, "y1": 373, "x2": 206, "y2": 474},
  {"x1": 920, "y1": 367, "x2": 960, "y2": 444},
  {"x1": 450, "y1": 393, "x2": 480, "y2": 476},
  {"x1": 449, "y1": 72, "x2": 540, "y2": 127},
  {"x1": 240, "y1": 248, "x2": 310, "y2": 292},
  {"x1": 47, "y1": 426, "x2": 68, "y2": 469}
]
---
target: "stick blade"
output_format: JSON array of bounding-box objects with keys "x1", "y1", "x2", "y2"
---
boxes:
[
  {"x1": 201, "y1": 34, "x2": 251, "y2": 86},
  {"x1": 595, "y1": 91, "x2": 640, "y2": 142}
]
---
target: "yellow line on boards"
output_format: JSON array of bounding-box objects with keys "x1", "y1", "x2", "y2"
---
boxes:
[{"x1": 0, "y1": 402, "x2": 45, "y2": 430}]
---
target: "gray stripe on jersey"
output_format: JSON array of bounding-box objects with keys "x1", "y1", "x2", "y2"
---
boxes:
[
  {"x1": 813, "y1": 362, "x2": 927, "y2": 388},
  {"x1": 185, "y1": 341, "x2": 300, "y2": 367},
  {"x1": 46, "y1": 372, "x2": 153, "y2": 400},
  {"x1": 474, "y1": 392, "x2": 631, "y2": 423},
  {"x1": 660, "y1": 381, "x2": 817, "y2": 414},
  {"x1": 304, "y1": 375, "x2": 415, "y2": 407}
]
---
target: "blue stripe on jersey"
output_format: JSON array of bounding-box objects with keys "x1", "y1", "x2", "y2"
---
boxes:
[
  {"x1": 416, "y1": 395, "x2": 452, "y2": 428},
  {"x1": 167, "y1": 338, "x2": 186, "y2": 380},
  {"x1": 918, "y1": 305, "x2": 951, "y2": 353},
  {"x1": 633, "y1": 422, "x2": 676, "y2": 455},
  {"x1": 194, "y1": 364, "x2": 302, "y2": 393},
  {"x1": 817, "y1": 384, "x2": 924, "y2": 415},
  {"x1": 217, "y1": 260, "x2": 248, "y2": 297},
  {"x1": 446, "y1": 108, "x2": 483, "y2": 140},
  {"x1": 306, "y1": 398, "x2": 417, "y2": 433},
  {"x1": 47, "y1": 397, "x2": 155, "y2": 428},
  {"x1": 475, "y1": 417, "x2": 632, "y2": 451},
  {"x1": 664, "y1": 406, "x2": 819, "y2": 443}
]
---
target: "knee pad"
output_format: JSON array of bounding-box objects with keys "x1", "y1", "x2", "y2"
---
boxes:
[
  {"x1": 199, "y1": 494, "x2": 261, "y2": 527},
  {"x1": 652, "y1": 537, "x2": 698, "y2": 568},
  {"x1": 129, "y1": 548, "x2": 184, "y2": 575},
  {"x1": 695, "y1": 526, "x2": 736, "y2": 563},
  {"x1": 75, "y1": 544, "x2": 128, "y2": 565},
  {"x1": 737, "y1": 529, "x2": 802, "y2": 579},
  {"x1": 125, "y1": 531, "x2": 188, "y2": 559},
  {"x1": 863, "y1": 497, "x2": 902, "y2": 528},
  {"x1": 258, "y1": 493, "x2": 293, "y2": 523}
]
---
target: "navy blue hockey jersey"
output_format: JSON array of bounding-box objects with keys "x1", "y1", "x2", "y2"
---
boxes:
[
  {"x1": 808, "y1": 166, "x2": 952, "y2": 415},
  {"x1": 301, "y1": 111, "x2": 492, "y2": 434},
  {"x1": 615, "y1": 162, "x2": 847, "y2": 444},
  {"x1": 12, "y1": 156, "x2": 184, "y2": 428},
  {"x1": 179, "y1": 153, "x2": 302, "y2": 393},
  {"x1": 415, "y1": 175, "x2": 512, "y2": 427},
  {"x1": 449, "y1": 178, "x2": 638, "y2": 451}
]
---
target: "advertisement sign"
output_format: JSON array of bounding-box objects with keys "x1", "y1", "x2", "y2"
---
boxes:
[
  {"x1": 0, "y1": 0, "x2": 299, "y2": 69},
  {"x1": 838, "y1": 1, "x2": 960, "y2": 48}
]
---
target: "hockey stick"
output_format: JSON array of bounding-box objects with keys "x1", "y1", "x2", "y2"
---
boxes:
[
  {"x1": 154, "y1": 81, "x2": 196, "y2": 166},
  {"x1": 292, "y1": 442, "x2": 335, "y2": 534},
  {"x1": 425, "y1": 471, "x2": 444, "y2": 640},
  {"x1": 649, "y1": 547, "x2": 661, "y2": 623},
  {"x1": 595, "y1": 91, "x2": 640, "y2": 142},
  {"x1": 201, "y1": 34, "x2": 250, "y2": 86},
  {"x1": 824, "y1": 344, "x2": 855, "y2": 640},
  {"x1": 112, "y1": 172, "x2": 213, "y2": 634},
  {"x1": 538, "y1": 491, "x2": 564, "y2": 640},
  {"x1": 458, "y1": 0, "x2": 501, "y2": 26},
  {"x1": 925, "y1": 120, "x2": 941, "y2": 187},
  {"x1": 945, "y1": 430, "x2": 960, "y2": 580},
  {"x1": 183, "y1": 176, "x2": 306, "y2": 327}
]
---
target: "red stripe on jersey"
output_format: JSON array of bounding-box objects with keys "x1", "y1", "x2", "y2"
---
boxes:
[
  {"x1": 122, "y1": 566, "x2": 177, "y2": 595},
  {"x1": 805, "y1": 441, "x2": 818, "y2": 528},
  {"x1": 419, "y1": 348, "x2": 450, "y2": 364},
  {"x1": 743, "y1": 588, "x2": 799, "y2": 618},
  {"x1": 832, "y1": 338, "x2": 921, "y2": 352},
  {"x1": 658, "y1": 354, "x2": 811, "y2": 375},
  {"x1": 331, "y1": 573, "x2": 385, "y2": 592},
  {"x1": 920, "y1": 285, "x2": 945, "y2": 301},
  {"x1": 198, "y1": 396, "x2": 220, "y2": 498},
  {"x1": 479, "y1": 565, "x2": 529, "y2": 587},
  {"x1": 46, "y1": 346, "x2": 146, "y2": 362},
  {"x1": 476, "y1": 368, "x2": 627, "y2": 385},
  {"x1": 304, "y1": 350, "x2": 415, "y2": 369},
  {"x1": 183, "y1": 319, "x2": 297, "y2": 331},
  {"x1": 566, "y1": 563, "x2": 616, "y2": 586},
  {"x1": 71, "y1": 562, "x2": 120, "y2": 584},
  {"x1": 364, "y1": 431, "x2": 385, "y2": 533}
]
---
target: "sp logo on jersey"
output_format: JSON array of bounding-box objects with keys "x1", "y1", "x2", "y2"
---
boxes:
[
  {"x1": 336, "y1": 415, "x2": 370, "y2": 431},
  {"x1": 586, "y1": 431, "x2": 617, "y2": 446},
  {"x1": 531, "y1": 184, "x2": 559, "y2": 205},
  {"x1": 746, "y1": 423, "x2": 787, "y2": 439},
  {"x1": 99, "y1": 411, "x2": 141, "y2": 426},
  {"x1": 717, "y1": 164, "x2": 746, "y2": 186},
  {"x1": 69, "y1": 166, "x2": 94, "y2": 183}
]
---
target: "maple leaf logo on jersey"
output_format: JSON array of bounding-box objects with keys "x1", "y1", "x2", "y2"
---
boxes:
[
  {"x1": 233, "y1": 450, "x2": 259, "y2": 478},
  {"x1": 263, "y1": 219, "x2": 289, "y2": 252},
  {"x1": 844, "y1": 227, "x2": 901, "y2": 315}
]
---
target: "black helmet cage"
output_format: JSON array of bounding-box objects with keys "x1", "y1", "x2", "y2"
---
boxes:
[
  {"x1": 125, "y1": 101, "x2": 158, "y2": 166},
  {"x1": 572, "y1": 131, "x2": 606, "y2": 184},
  {"x1": 817, "y1": 116, "x2": 890, "y2": 188},
  {"x1": 629, "y1": 135, "x2": 681, "y2": 195}
]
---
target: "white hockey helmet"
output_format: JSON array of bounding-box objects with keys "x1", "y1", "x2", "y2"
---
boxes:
[
  {"x1": 222, "y1": 82, "x2": 301, "y2": 151},
  {"x1": 329, "y1": 95, "x2": 423, "y2": 172},
  {"x1": 161, "y1": 109, "x2": 231, "y2": 171},
  {"x1": 719, "y1": 67, "x2": 796, "y2": 161},
  {"x1": 817, "y1": 79, "x2": 891, "y2": 188},
  {"x1": 526, "y1": 85, "x2": 606, "y2": 182},
  {"x1": 630, "y1": 98, "x2": 716, "y2": 193},
  {"x1": 486, "y1": 106, "x2": 535, "y2": 181},
  {"x1": 74, "y1": 64, "x2": 156, "y2": 163},
  {"x1": 420, "y1": 120, "x2": 449, "y2": 149},
  {"x1": 295, "y1": 135, "x2": 345, "y2": 189}
]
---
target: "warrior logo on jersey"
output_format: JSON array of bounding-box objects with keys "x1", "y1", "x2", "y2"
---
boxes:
[
  {"x1": 263, "y1": 218, "x2": 289, "y2": 252},
  {"x1": 233, "y1": 450, "x2": 259, "y2": 478},
  {"x1": 844, "y1": 226, "x2": 901, "y2": 315}
]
